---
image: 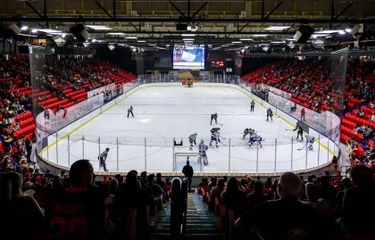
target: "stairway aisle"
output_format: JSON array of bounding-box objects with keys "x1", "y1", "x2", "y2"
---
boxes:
[
  {"x1": 147, "y1": 202, "x2": 172, "y2": 240},
  {"x1": 185, "y1": 191, "x2": 224, "y2": 240},
  {"x1": 147, "y1": 191, "x2": 224, "y2": 240}
]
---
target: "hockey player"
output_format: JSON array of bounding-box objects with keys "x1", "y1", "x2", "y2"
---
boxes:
[
  {"x1": 127, "y1": 106, "x2": 134, "y2": 118},
  {"x1": 210, "y1": 113, "x2": 218, "y2": 125},
  {"x1": 243, "y1": 128, "x2": 250, "y2": 139},
  {"x1": 198, "y1": 139, "x2": 208, "y2": 165},
  {"x1": 306, "y1": 134, "x2": 315, "y2": 150},
  {"x1": 290, "y1": 103, "x2": 297, "y2": 113},
  {"x1": 210, "y1": 128, "x2": 221, "y2": 148},
  {"x1": 248, "y1": 133, "x2": 264, "y2": 148},
  {"x1": 98, "y1": 148, "x2": 110, "y2": 171},
  {"x1": 189, "y1": 133, "x2": 198, "y2": 150},
  {"x1": 250, "y1": 100, "x2": 255, "y2": 112},
  {"x1": 266, "y1": 108, "x2": 273, "y2": 121},
  {"x1": 243, "y1": 128, "x2": 255, "y2": 139},
  {"x1": 293, "y1": 122, "x2": 304, "y2": 141}
]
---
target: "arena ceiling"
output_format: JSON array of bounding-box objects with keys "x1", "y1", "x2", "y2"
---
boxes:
[{"x1": 1, "y1": 0, "x2": 375, "y2": 51}]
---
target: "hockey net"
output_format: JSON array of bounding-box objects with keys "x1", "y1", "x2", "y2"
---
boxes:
[{"x1": 173, "y1": 151, "x2": 200, "y2": 171}]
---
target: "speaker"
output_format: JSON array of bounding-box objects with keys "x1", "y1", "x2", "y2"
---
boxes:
[
  {"x1": 176, "y1": 23, "x2": 188, "y2": 31},
  {"x1": 294, "y1": 25, "x2": 315, "y2": 43},
  {"x1": 0, "y1": 23, "x2": 20, "y2": 37},
  {"x1": 69, "y1": 23, "x2": 89, "y2": 42}
]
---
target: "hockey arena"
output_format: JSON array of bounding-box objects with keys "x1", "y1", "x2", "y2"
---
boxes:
[
  {"x1": 5, "y1": 1, "x2": 375, "y2": 239},
  {"x1": 37, "y1": 82, "x2": 336, "y2": 175}
]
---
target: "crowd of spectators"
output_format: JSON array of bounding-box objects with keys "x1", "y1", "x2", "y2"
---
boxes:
[
  {"x1": 0, "y1": 55, "x2": 33, "y2": 173},
  {"x1": 0, "y1": 160, "x2": 172, "y2": 240},
  {"x1": 0, "y1": 54, "x2": 136, "y2": 173},
  {"x1": 242, "y1": 56, "x2": 375, "y2": 170},
  {"x1": 2, "y1": 160, "x2": 374, "y2": 240},
  {"x1": 198, "y1": 166, "x2": 375, "y2": 240}
]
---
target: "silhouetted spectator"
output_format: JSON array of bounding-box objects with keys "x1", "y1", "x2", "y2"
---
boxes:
[
  {"x1": 182, "y1": 160, "x2": 194, "y2": 192},
  {"x1": 340, "y1": 165, "x2": 375, "y2": 237},
  {"x1": 44, "y1": 159, "x2": 106, "y2": 240}
]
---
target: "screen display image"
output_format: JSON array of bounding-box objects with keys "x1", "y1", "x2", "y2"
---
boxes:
[{"x1": 173, "y1": 45, "x2": 205, "y2": 70}]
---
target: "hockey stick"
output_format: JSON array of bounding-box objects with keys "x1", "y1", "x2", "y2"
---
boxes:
[
  {"x1": 217, "y1": 122, "x2": 223, "y2": 126},
  {"x1": 285, "y1": 128, "x2": 294, "y2": 131},
  {"x1": 219, "y1": 141, "x2": 227, "y2": 146},
  {"x1": 297, "y1": 143, "x2": 307, "y2": 151}
]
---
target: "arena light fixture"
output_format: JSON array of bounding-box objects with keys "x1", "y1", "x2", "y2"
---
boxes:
[
  {"x1": 251, "y1": 34, "x2": 269, "y2": 37},
  {"x1": 107, "y1": 32, "x2": 125, "y2": 35},
  {"x1": 108, "y1": 44, "x2": 115, "y2": 51},
  {"x1": 86, "y1": 25, "x2": 111, "y2": 30},
  {"x1": 181, "y1": 33, "x2": 195, "y2": 37},
  {"x1": 137, "y1": 40, "x2": 146, "y2": 43},
  {"x1": 182, "y1": 38, "x2": 194, "y2": 41},
  {"x1": 239, "y1": 38, "x2": 253, "y2": 41},
  {"x1": 231, "y1": 41, "x2": 242, "y2": 44},
  {"x1": 126, "y1": 36, "x2": 137, "y2": 39},
  {"x1": 311, "y1": 34, "x2": 329, "y2": 39},
  {"x1": 262, "y1": 45, "x2": 270, "y2": 52},
  {"x1": 38, "y1": 29, "x2": 63, "y2": 34},
  {"x1": 20, "y1": 26, "x2": 28, "y2": 31},
  {"x1": 315, "y1": 30, "x2": 339, "y2": 34},
  {"x1": 265, "y1": 26, "x2": 290, "y2": 31}
]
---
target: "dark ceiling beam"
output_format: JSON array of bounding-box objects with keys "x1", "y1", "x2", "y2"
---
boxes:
[
  {"x1": 238, "y1": 23, "x2": 249, "y2": 32},
  {"x1": 334, "y1": 1, "x2": 353, "y2": 20},
  {"x1": 25, "y1": 1, "x2": 44, "y2": 19},
  {"x1": 25, "y1": 1, "x2": 49, "y2": 28},
  {"x1": 261, "y1": 0, "x2": 265, "y2": 19},
  {"x1": 113, "y1": 0, "x2": 116, "y2": 19},
  {"x1": 95, "y1": 1, "x2": 113, "y2": 19},
  {"x1": 1, "y1": 16, "x2": 374, "y2": 24},
  {"x1": 264, "y1": 1, "x2": 283, "y2": 20},
  {"x1": 169, "y1": 1, "x2": 186, "y2": 18},
  {"x1": 187, "y1": 0, "x2": 191, "y2": 18},
  {"x1": 129, "y1": 22, "x2": 139, "y2": 31},
  {"x1": 43, "y1": 0, "x2": 47, "y2": 19},
  {"x1": 191, "y1": 2, "x2": 208, "y2": 19}
]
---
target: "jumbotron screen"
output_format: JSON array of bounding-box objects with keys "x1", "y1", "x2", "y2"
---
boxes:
[{"x1": 172, "y1": 45, "x2": 205, "y2": 70}]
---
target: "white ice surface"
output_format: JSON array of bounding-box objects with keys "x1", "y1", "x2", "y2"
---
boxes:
[{"x1": 41, "y1": 83, "x2": 334, "y2": 174}]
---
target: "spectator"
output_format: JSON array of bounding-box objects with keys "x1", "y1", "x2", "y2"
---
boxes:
[
  {"x1": 7, "y1": 172, "x2": 45, "y2": 239},
  {"x1": 221, "y1": 177, "x2": 246, "y2": 214},
  {"x1": 44, "y1": 159, "x2": 106, "y2": 240},
  {"x1": 339, "y1": 165, "x2": 375, "y2": 237},
  {"x1": 246, "y1": 180, "x2": 269, "y2": 211},
  {"x1": 209, "y1": 178, "x2": 225, "y2": 212},
  {"x1": 182, "y1": 160, "x2": 194, "y2": 192},
  {"x1": 156, "y1": 173, "x2": 167, "y2": 203}
]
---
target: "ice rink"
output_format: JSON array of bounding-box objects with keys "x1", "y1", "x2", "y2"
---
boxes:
[{"x1": 40, "y1": 83, "x2": 335, "y2": 174}]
